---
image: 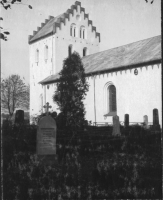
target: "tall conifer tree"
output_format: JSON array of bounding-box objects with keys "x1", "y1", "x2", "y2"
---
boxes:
[{"x1": 53, "y1": 52, "x2": 89, "y2": 128}]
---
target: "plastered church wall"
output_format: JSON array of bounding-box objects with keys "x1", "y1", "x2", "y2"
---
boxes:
[
  {"x1": 85, "y1": 64, "x2": 162, "y2": 127},
  {"x1": 29, "y1": 36, "x2": 55, "y2": 116},
  {"x1": 30, "y1": 3, "x2": 100, "y2": 118}
]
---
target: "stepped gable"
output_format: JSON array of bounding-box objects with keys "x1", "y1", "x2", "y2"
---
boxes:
[
  {"x1": 28, "y1": 1, "x2": 100, "y2": 44},
  {"x1": 39, "y1": 35, "x2": 161, "y2": 85}
]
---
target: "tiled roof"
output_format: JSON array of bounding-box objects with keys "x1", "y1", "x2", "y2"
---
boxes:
[
  {"x1": 39, "y1": 35, "x2": 161, "y2": 84},
  {"x1": 28, "y1": 1, "x2": 100, "y2": 44}
]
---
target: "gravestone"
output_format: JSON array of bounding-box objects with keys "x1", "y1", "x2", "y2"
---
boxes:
[
  {"x1": 153, "y1": 108, "x2": 159, "y2": 125},
  {"x1": 112, "y1": 115, "x2": 121, "y2": 136},
  {"x1": 124, "y1": 114, "x2": 129, "y2": 128},
  {"x1": 143, "y1": 115, "x2": 149, "y2": 129},
  {"x1": 152, "y1": 108, "x2": 160, "y2": 131},
  {"x1": 15, "y1": 110, "x2": 24, "y2": 124},
  {"x1": 37, "y1": 102, "x2": 57, "y2": 165}
]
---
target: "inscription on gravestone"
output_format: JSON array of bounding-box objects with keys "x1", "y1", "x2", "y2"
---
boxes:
[{"x1": 37, "y1": 102, "x2": 57, "y2": 156}]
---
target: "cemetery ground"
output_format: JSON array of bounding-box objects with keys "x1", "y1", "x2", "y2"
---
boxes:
[{"x1": 2, "y1": 120, "x2": 162, "y2": 200}]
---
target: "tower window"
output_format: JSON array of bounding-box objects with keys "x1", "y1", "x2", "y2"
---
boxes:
[
  {"x1": 70, "y1": 26, "x2": 73, "y2": 36},
  {"x1": 44, "y1": 45, "x2": 48, "y2": 61},
  {"x1": 74, "y1": 27, "x2": 76, "y2": 37},
  {"x1": 68, "y1": 45, "x2": 72, "y2": 57},
  {"x1": 83, "y1": 29, "x2": 85, "y2": 39},
  {"x1": 83, "y1": 47, "x2": 87, "y2": 57},
  {"x1": 35, "y1": 49, "x2": 39, "y2": 63},
  {"x1": 80, "y1": 26, "x2": 86, "y2": 39},
  {"x1": 70, "y1": 24, "x2": 77, "y2": 37}
]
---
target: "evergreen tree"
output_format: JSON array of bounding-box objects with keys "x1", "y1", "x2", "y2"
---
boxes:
[{"x1": 53, "y1": 52, "x2": 89, "y2": 129}]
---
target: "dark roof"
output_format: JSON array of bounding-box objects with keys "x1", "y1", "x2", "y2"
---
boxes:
[
  {"x1": 39, "y1": 35, "x2": 161, "y2": 85},
  {"x1": 28, "y1": 1, "x2": 100, "y2": 44}
]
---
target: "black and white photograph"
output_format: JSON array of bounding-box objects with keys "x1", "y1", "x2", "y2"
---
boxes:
[{"x1": 1, "y1": 0, "x2": 162, "y2": 199}]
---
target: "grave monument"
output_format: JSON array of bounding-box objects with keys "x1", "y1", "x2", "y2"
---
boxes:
[{"x1": 37, "y1": 102, "x2": 57, "y2": 164}]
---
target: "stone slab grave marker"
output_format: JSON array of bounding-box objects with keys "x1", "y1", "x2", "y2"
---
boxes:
[
  {"x1": 37, "y1": 102, "x2": 57, "y2": 165},
  {"x1": 152, "y1": 108, "x2": 160, "y2": 131},
  {"x1": 112, "y1": 115, "x2": 121, "y2": 136},
  {"x1": 15, "y1": 110, "x2": 24, "y2": 124},
  {"x1": 124, "y1": 114, "x2": 129, "y2": 128},
  {"x1": 143, "y1": 115, "x2": 149, "y2": 129}
]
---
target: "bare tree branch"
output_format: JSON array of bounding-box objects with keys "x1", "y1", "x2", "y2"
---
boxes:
[{"x1": 1, "y1": 74, "x2": 29, "y2": 117}]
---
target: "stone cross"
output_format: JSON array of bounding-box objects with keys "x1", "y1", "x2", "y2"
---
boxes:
[{"x1": 43, "y1": 102, "x2": 52, "y2": 115}]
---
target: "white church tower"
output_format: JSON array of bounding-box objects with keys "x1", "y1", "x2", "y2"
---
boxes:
[{"x1": 28, "y1": 1, "x2": 100, "y2": 117}]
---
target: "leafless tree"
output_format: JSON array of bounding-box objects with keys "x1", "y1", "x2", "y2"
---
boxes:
[{"x1": 1, "y1": 74, "x2": 29, "y2": 117}]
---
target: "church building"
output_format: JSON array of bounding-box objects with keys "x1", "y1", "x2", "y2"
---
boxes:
[{"x1": 29, "y1": 1, "x2": 162, "y2": 126}]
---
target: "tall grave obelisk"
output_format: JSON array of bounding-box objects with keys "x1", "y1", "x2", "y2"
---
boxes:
[{"x1": 37, "y1": 102, "x2": 57, "y2": 165}]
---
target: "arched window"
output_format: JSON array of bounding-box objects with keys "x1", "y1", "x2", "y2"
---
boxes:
[
  {"x1": 44, "y1": 45, "x2": 48, "y2": 61},
  {"x1": 68, "y1": 45, "x2": 72, "y2": 57},
  {"x1": 107, "y1": 85, "x2": 117, "y2": 112},
  {"x1": 70, "y1": 24, "x2": 77, "y2": 37},
  {"x1": 80, "y1": 26, "x2": 86, "y2": 39},
  {"x1": 70, "y1": 26, "x2": 73, "y2": 36},
  {"x1": 35, "y1": 49, "x2": 39, "y2": 63},
  {"x1": 83, "y1": 29, "x2": 85, "y2": 39},
  {"x1": 74, "y1": 27, "x2": 76, "y2": 37},
  {"x1": 83, "y1": 47, "x2": 87, "y2": 57},
  {"x1": 80, "y1": 29, "x2": 82, "y2": 38},
  {"x1": 39, "y1": 94, "x2": 43, "y2": 113}
]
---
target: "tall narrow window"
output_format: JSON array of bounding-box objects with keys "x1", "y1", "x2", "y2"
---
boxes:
[
  {"x1": 107, "y1": 85, "x2": 117, "y2": 112},
  {"x1": 83, "y1": 29, "x2": 85, "y2": 39},
  {"x1": 39, "y1": 94, "x2": 43, "y2": 113},
  {"x1": 44, "y1": 45, "x2": 48, "y2": 61},
  {"x1": 36, "y1": 49, "x2": 39, "y2": 63},
  {"x1": 80, "y1": 26, "x2": 86, "y2": 39},
  {"x1": 70, "y1": 26, "x2": 73, "y2": 36},
  {"x1": 68, "y1": 45, "x2": 72, "y2": 57},
  {"x1": 70, "y1": 24, "x2": 76, "y2": 37},
  {"x1": 74, "y1": 27, "x2": 76, "y2": 37},
  {"x1": 83, "y1": 47, "x2": 87, "y2": 57}
]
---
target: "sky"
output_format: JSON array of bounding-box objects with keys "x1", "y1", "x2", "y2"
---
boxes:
[{"x1": 1, "y1": 0, "x2": 161, "y2": 84}]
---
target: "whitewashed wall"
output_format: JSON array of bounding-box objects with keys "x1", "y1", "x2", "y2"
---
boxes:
[
  {"x1": 29, "y1": 36, "x2": 55, "y2": 116},
  {"x1": 85, "y1": 64, "x2": 162, "y2": 127},
  {"x1": 30, "y1": 4, "x2": 100, "y2": 118}
]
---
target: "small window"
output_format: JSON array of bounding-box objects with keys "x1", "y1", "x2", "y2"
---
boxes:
[
  {"x1": 68, "y1": 45, "x2": 72, "y2": 57},
  {"x1": 44, "y1": 45, "x2": 48, "y2": 61},
  {"x1": 35, "y1": 49, "x2": 39, "y2": 63},
  {"x1": 83, "y1": 47, "x2": 87, "y2": 57}
]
